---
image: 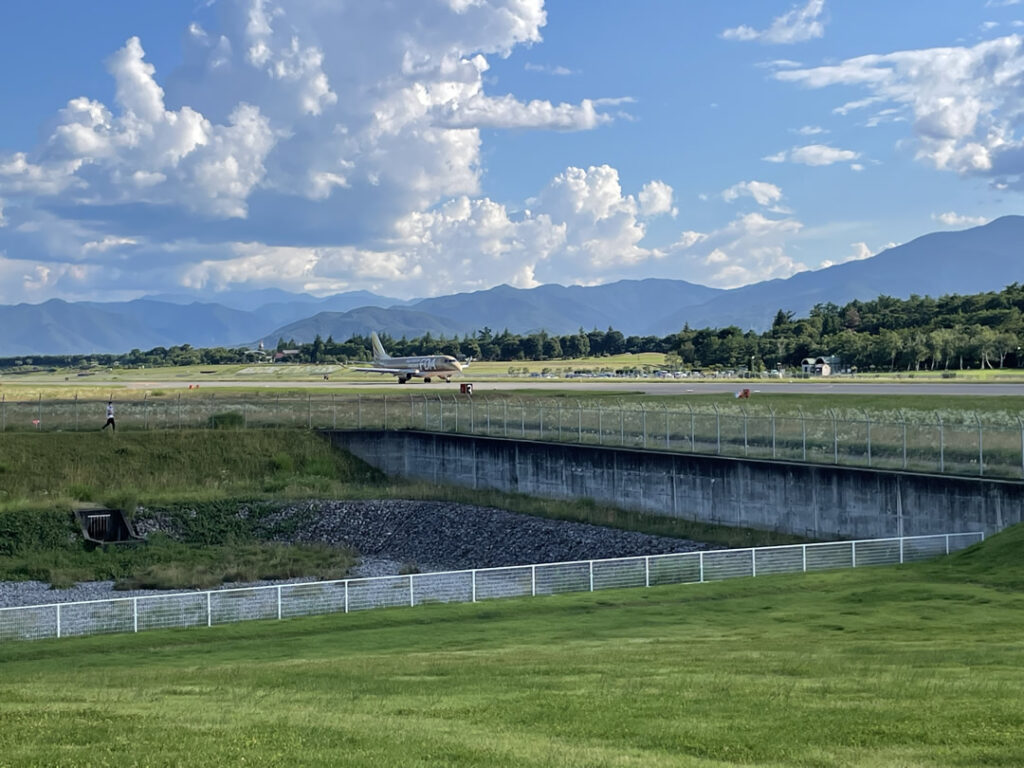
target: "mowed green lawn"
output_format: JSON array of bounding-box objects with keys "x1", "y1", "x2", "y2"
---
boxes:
[{"x1": 1, "y1": 528, "x2": 1022, "y2": 767}]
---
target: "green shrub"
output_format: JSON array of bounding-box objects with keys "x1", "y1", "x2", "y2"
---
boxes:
[
  {"x1": 67, "y1": 484, "x2": 96, "y2": 501},
  {"x1": 0, "y1": 507, "x2": 77, "y2": 556},
  {"x1": 208, "y1": 412, "x2": 245, "y2": 429},
  {"x1": 270, "y1": 452, "x2": 295, "y2": 473}
]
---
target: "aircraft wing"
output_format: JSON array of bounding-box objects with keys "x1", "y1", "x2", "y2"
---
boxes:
[{"x1": 350, "y1": 366, "x2": 421, "y2": 376}]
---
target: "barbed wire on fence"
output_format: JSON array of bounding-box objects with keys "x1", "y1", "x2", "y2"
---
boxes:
[{"x1": 0, "y1": 532, "x2": 984, "y2": 643}]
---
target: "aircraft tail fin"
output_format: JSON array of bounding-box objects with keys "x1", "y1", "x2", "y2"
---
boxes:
[{"x1": 371, "y1": 332, "x2": 390, "y2": 361}]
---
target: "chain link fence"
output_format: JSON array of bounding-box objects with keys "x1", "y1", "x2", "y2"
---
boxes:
[
  {"x1": 4, "y1": 393, "x2": 1023, "y2": 479},
  {"x1": 0, "y1": 532, "x2": 982, "y2": 642}
]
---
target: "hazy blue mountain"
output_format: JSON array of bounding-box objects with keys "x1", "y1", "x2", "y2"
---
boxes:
[
  {"x1": 3, "y1": 217, "x2": 1022, "y2": 354},
  {"x1": 263, "y1": 306, "x2": 466, "y2": 345},
  {"x1": 664, "y1": 215, "x2": 1024, "y2": 331},
  {"x1": 406, "y1": 278, "x2": 723, "y2": 336},
  {"x1": 0, "y1": 300, "x2": 169, "y2": 356},
  {"x1": 142, "y1": 287, "x2": 321, "y2": 310},
  {"x1": 0, "y1": 299, "x2": 259, "y2": 355}
]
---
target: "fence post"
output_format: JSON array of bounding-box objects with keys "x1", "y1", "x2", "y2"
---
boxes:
[
  {"x1": 409, "y1": 574, "x2": 415, "y2": 607},
  {"x1": 1019, "y1": 416, "x2": 1024, "y2": 480},
  {"x1": 831, "y1": 409, "x2": 839, "y2": 464},
  {"x1": 799, "y1": 406, "x2": 807, "y2": 461},
  {"x1": 344, "y1": 581, "x2": 349, "y2": 613},
  {"x1": 852, "y1": 541, "x2": 857, "y2": 568},
  {"x1": 938, "y1": 413, "x2": 945, "y2": 473},
  {"x1": 277, "y1": 586, "x2": 282, "y2": 620},
  {"x1": 900, "y1": 410, "x2": 908, "y2": 470},
  {"x1": 472, "y1": 570, "x2": 477, "y2": 602},
  {"x1": 589, "y1": 560, "x2": 594, "y2": 591},
  {"x1": 133, "y1": 598, "x2": 138, "y2": 632},
  {"x1": 751, "y1": 548, "x2": 756, "y2": 577},
  {"x1": 802, "y1": 544, "x2": 807, "y2": 572},
  {"x1": 899, "y1": 537, "x2": 904, "y2": 564},
  {"x1": 645, "y1": 556, "x2": 650, "y2": 587},
  {"x1": 945, "y1": 534, "x2": 950, "y2": 555},
  {"x1": 207, "y1": 592, "x2": 212, "y2": 627},
  {"x1": 688, "y1": 403, "x2": 695, "y2": 452},
  {"x1": 56, "y1": 604, "x2": 61, "y2": 639},
  {"x1": 713, "y1": 403, "x2": 721, "y2": 455},
  {"x1": 976, "y1": 411, "x2": 984, "y2": 476},
  {"x1": 865, "y1": 411, "x2": 872, "y2": 467},
  {"x1": 699, "y1": 551, "x2": 705, "y2": 583},
  {"x1": 531, "y1": 565, "x2": 536, "y2": 596}
]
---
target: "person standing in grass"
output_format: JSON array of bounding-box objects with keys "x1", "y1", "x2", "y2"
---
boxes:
[{"x1": 102, "y1": 400, "x2": 116, "y2": 432}]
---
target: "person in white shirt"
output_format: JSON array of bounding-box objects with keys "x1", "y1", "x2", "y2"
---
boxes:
[{"x1": 102, "y1": 401, "x2": 115, "y2": 432}]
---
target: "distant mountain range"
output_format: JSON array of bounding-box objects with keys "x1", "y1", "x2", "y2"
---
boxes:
[{"x1": 2, "y1": 216, "x2": 1022, "y2": 355}]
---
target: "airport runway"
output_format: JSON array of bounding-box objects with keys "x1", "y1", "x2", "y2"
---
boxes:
[{"x1": 112, "y1": 378, "x2": 1024, "y2": 396}]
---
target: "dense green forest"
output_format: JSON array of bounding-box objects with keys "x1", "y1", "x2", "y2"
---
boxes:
[{"x1": 2, "y1": 284, "x2": 1023, "y2": 372}]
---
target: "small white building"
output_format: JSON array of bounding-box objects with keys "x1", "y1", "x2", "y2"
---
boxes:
[{"x1": 801, "y1": 356, "x2": 833, "y2": 376}]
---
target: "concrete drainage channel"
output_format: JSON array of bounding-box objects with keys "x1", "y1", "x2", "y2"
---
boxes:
[{"x1": 0, "y1": 500, "x2": 719, "y2": 610}]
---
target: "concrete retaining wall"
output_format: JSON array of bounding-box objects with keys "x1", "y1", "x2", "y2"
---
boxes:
[{"x1": 327, "y1": 430, "x2": 1024, "y2": 539}]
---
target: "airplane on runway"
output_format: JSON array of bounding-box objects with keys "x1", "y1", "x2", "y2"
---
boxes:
[{"x1": 349, "y1": 332, "x2": 467, "y2": 383}]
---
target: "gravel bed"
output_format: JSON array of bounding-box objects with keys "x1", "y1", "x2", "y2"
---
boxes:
[
  {"x1": 248, "y1": 500, "x2": 717, "y2": 571},
  {"x1": 1, "y1": 500, "x2": 716, "y2": 609}
]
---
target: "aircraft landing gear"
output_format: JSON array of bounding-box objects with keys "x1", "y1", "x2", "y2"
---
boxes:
[
  {"x1": 398, "y1": 375, "x2": 410, "y2": 384},
  {"x1": 424, "y1": 377, "x2": 432, "y2": 383},
  {"x1": 444, "y1": 376, "x2": 452, "y2": 383}
]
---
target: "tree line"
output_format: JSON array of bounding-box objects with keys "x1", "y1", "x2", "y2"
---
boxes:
[{"x1": 2, "y1": 284, "x2": 1022, "y2": 372}]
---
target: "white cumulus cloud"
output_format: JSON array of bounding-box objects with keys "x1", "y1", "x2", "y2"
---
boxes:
[
  {"x1": 722, "y1": 0, "x2": 826, "y2": 45},
  {"x1": 722, "y1": 181, "x2": 784, "y2": 207},
  {"x1": 668, "y1": 212, "x2": 809, "y2": 288},
  {"x1": 764, "y1": 144, "x2": 861, "y2": 166},
  {"x1": 774, "y1": 35, "x2": 1024, "y2": 184},
  {"x1": 931, "y1": 211, "x2": 992, "y2": 227}
]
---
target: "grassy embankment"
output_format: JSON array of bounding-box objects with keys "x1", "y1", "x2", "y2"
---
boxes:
[
  {"x1": 0, "y1": 525, "x2": 1021, "y2": 766},
  {"x1": 0, "y1": 430, "x2": 803, "y2": 589}
]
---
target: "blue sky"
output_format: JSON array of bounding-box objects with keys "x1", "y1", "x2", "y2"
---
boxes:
[{"x1": 0, "y1": 0, "x2": 1022, "y2": 304}]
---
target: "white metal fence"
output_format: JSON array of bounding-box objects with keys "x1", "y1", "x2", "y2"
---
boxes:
[{"x1": 0, "y1": 532, "x2": 983, "y2": 643}]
